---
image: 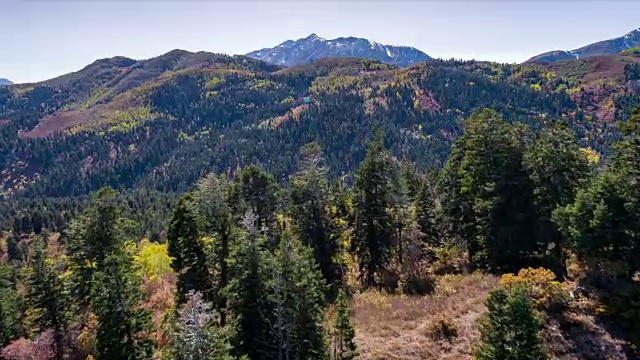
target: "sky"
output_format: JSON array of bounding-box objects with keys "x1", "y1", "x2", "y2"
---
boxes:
[{"x1": 2, "y1": 0, "x2": 639, "y2": 84}]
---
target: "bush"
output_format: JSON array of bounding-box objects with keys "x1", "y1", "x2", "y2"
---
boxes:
[
  {"x1": 433, "y1": 240, "x2": 468, "y2": 275},
  {"x1": 429, "y1": 317, "x2": 458, "y2": 342},
  {"x1": 500, "y1": 267, "x2": 568, "y2": 310}
]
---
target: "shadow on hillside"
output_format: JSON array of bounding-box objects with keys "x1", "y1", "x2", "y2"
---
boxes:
[
  {"x1": 547, "y1": 309, "x2": 633, "y2": 360},
  {"x1": 554, "y1": 270, "x2": 640, "y2": 360}
]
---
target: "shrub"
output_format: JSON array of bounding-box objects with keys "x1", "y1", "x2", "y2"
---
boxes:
[
  {"x1": 433, "y1": 240, "x2": 468, "y2": 275},
  {"x1": 429, "y1": 317, "x2": 458, "y2": 342},
  {"x1": 500, "y1": 267, "x2": 568, "y2": 310}
]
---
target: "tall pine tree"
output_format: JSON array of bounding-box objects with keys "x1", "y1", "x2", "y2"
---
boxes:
[
  {"x1": 353, "y1": 133, "x2": 399, "y2": 287},
  {"x1": 290, "y1": 142, "x2": 338, "y2": 294},
  {"x1": 167, "y1": 193, "x2": 213, "y2": 305},
  {"x1": 27, "y1": 236, "x2": 69, "y2": 360}
]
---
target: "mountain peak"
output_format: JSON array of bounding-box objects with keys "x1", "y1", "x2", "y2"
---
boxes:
[
  {"x1": 246, "y1": 34, "x2": 431, "y2": 67},
  {"x1": 0, "y1": 78, "x2": 13, "y2": 86},
  {"x1": 303, "y1": 33, "x2": 324, "y2": 41},
  {"x1": 527, "y1": 27, "x2": 640, "y2": 63}
]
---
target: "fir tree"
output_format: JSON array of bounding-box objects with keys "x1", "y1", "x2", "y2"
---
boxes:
[
  {"x1": 271, "y1": 225, "x2": 329, "y2": 360},
  {"x1": 168, "y1": 290, "x2": 239, "y2": 360},
  {"x1": 167, "y1": 193, "x2": 212, "y2": 305},
  {"x1": 475, "y1": 287, "x2": 546, "y2": 360},
  {"x1": 353, "y1": 132, "x2": 399, "y2": 287},
  {"x1": 27, "y1": 236, "x2": 69, "y2": 360},
  {"x1": 333, "y1": 289, "x2": 357, "y2": 360},
  {"x1": 290, "y1": 142, "x2": 338, "y2": 294},
  {"x1": 92, "y1": 251, "x2": 155, "y2": 360},
  {"x1": 193, "y1": 173, "x2": 234, "y2": 324},
  {"x1": 226, "y1": 211, "x2": 274, "y2": 360}
]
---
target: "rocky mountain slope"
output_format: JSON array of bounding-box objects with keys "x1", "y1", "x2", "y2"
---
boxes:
[
  {"x1": 527, "y1": 28, "x2": 640, "y2": 63},
  {"x1": 246, "y1": 33, "x2": 431, "y2": 67},
  {"x1": 0, "y1": 79, "x2": 13, "y2": 86}
]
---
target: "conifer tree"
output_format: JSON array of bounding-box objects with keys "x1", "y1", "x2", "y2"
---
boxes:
[
  {"x1": 66, "y1": 187, "x2": 129, "y2": 307},
  {"x1": 475, "y1": 287, "x2": 546, "y2": 360},
  {"x1": 167, "y1": 193, "x2": 212, "y2": 305},
  {"x1": 333, "y1": 289, "x2": 357, "y2": 360},
  {"x1": 168, "y1": 290, "x2": 239, "y2": 360},
  {"x1": 554, "y1": 107, "x2": 640, "y2": 278},
  {"x1": 523, "y1": 122, "x2": 589, "y2": 272},
  {"x1": 439, "y1": 109, "x2": 538, "y2": 272},
  {"x1": 226, "y1": 211, "x2": 274, "y2": 360},
  {"x1": 92, "y1": 252, "x2": 155, "y2": 360},
  {"x1": 27, "y1": 236, "x2": 69, "y2": 360},
  {"x1": 271, "y1": 225, "x2": 328, "y2": 360},
  {"x1": 290, "y1": 142, "x2": 338, "y2": 293},
  {"x1": 193, "y1": 173, "x2": 234, "y2": 324},
  {"x1": 353, "y1": 133, "x2": 399, "y2": 287},
  {"x1": 67, "y1": 187, "x2": 154, "y2": 360}
]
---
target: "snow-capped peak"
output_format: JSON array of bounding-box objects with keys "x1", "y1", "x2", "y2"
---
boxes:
[{"x1": 245, "y1": 34, "x2": 431, "y2": 68}]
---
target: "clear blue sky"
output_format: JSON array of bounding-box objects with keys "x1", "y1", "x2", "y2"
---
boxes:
[{"x1": 2, "y1": 1, "x2": 639, "y2": 84}]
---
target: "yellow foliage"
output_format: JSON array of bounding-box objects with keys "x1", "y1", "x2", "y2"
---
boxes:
[
  {"x1": 132, "y1": 239, "x2": 174, "y2": 283},
  {"x1": 500, "y1": 267, "x2": 567, "y2": 309},
  {"x1": 530, "y1": 83, "x2": 542, "y2": 92},
  {"x1": 580, "y1": 147, "x2": 600, "y2": 164}
]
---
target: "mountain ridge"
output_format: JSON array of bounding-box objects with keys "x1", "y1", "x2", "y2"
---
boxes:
[
  {"x1": 0, "y1": 78, "x2": 13, "y2": 86},
  {"x1": 246, "y1": 33, "x2": 431, "y2": 67},
  {"x1": 527, "y1": 28, "x2": 640, "y2": 63}
]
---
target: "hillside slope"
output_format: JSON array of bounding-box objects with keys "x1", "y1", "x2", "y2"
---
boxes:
[{"x1": 1, "y1": 51, "x2": 639, "y2": 232}]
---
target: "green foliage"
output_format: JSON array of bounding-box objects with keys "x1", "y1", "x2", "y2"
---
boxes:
[
  {"x1": 226, "y1": 211, "x2": 274, "y2": 359},
  {"x1": 290, "y1": 142, "x2": 339, "y2": 293},
  {"x1": 474, "y1": 287, "x2": 547, "y2": 360},
  {"x1": 353, "y1": 133, "x2": 399, "y2": 287},
  {"x1": 439, "y1": 109, "x2": 538, "y2": 272},
  {"x1": 26, "y1": 236, "x2": 69, "y2": 360},
  {"x1": 332, "y1": 289, "x2": 357, "y2": 360},
  {"x1": 167, "y1": 194, "x2": 213, "y2": 305},
  {"x1": 554, "y1": 107, "x2": 640, "y2": 278},
  {"x1": 92, "y1": 252, "x2": 155, "y2": 360}
]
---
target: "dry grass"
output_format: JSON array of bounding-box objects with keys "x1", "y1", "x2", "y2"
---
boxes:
[{"x1": 351, "y1": 273, "x2": 498, "y2": 360}]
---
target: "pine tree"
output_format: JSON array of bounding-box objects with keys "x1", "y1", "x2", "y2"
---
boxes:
[
  {"x1": 523, "y1": 122, "x2": 589, "y2": 273},
  {"x1": 168, "y1": 290, "x2": 238, "y2": 360},
  {"x1": 27, "y1": 236, "x2": 69, "y2": 360},
  {"x1": 333, "y1": 289, "x2": 357, "y2": 360},
  {"x1": 67, "y1": 187, "x2": 155, "y2": 360},
  {"x1": 554, "y1": 107, "x2": 640, "y2": 279},
  {"x1": 66, "y1": 187, "x2": 129, "y2": 307},
  {"x1": 290, "y1": 142, "x2": 338, "y2": 294},
  {"x1": 475, "y1": 287, "x2": 546, "y2": 360},
  {"x1": 226, "y1": 211, "x2": 274, "y2": 360},
  {"x1": 271, "y1": 226, "x2": 329, "y2": 360},
  {"x1": 92, "y1": 251, "x2": 155, "y2": 360},
  {"x1": 353, "y1": 132, "x2": 399, "y2": 287},
  {"x1": 439, "y1": 109, "x2": 538, "y2": 272},
  {"x1": 167, "y1": 193, "x2": 212, "y2": 305},
  {"x1": 192, "y1": 173, "x2": 234, "y2": 324},
  {"x1": 231, "y1": 165, "x2": 280, "y2": 232}
]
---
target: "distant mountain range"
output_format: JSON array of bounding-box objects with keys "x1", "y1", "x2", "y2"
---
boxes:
[
  {"x1": 527, "y1": 28, "x2": 640, "y2": 63},
  {"x1": 0, "y1": 78, "x2": 13, "y2": 86},
  {"x1": 246, "y1": 33, "x2": 431, "y2": 68}
]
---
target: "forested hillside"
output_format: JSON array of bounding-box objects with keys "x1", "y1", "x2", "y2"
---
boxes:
[
  {"x1": 2, "y1": 105, "x2": 640, "y2": 359},
  {"x1": 2, "y1": 50, "x2": 640, "y2": 238}
]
